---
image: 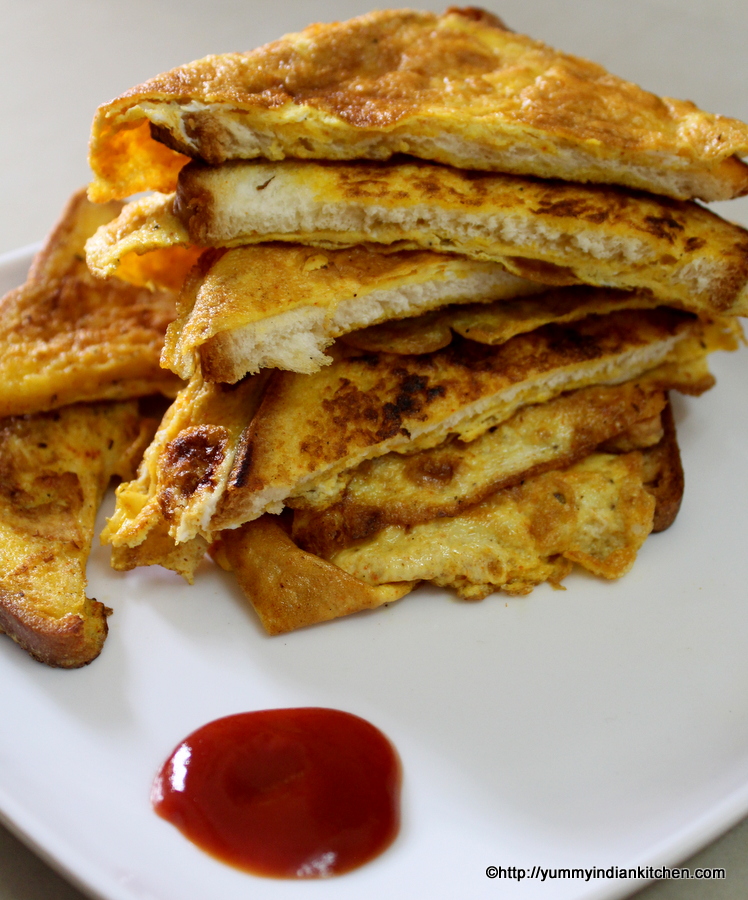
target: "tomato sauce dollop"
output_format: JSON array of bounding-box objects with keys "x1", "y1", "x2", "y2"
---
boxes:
[{"x1": 151, "y1": 708, "x2": 401, "y2": 878}]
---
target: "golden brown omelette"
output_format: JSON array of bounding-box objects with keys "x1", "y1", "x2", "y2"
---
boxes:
[
  {"x1": 0, "y1": 401, "x2": 157, "y2": 667},
  {"x1": 85, "y1": 161, "x2": 748, "y2": 324},
  {"x1": 213, "y1": 427, "x2": 679, "y2": 633},
  {"x1": 87, "y1": 8, "x2": 748, "y2": 202},
  {"x1": 0, "y1": 189, "x2": 181, "y2": 418},
  {"x1": 163, "y1": 245, "x2": 544, "y2": 381},
  {"x1": 102, "y1": 306, "x2": 736, "y2": 557}
]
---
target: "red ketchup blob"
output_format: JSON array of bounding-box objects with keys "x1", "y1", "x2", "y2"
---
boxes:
[{"x1": 151, "y1": 708, "x2": 401, "y2": 878}]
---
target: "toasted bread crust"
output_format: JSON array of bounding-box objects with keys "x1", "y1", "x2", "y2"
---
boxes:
[
  {"x1": 641, "y1": 398, "x2": 684, "y2": 532},
  {"x1": 88, "y1": 9, "x2": 748, "y2": 202},
  {"x1": 0, "y1": 590, "x2": 110, "y2": 668},
  {"x1": 212, "y1": 515, "x2": 412, "y2": 635}
]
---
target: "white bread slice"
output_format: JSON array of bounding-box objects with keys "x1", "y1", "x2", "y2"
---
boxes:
[
  {"x1": 164, "y1": 245, "x2": 544, "y2": 381},
  {"x1": 86, "y1": 161, "x2": 748, "y2": 318}
]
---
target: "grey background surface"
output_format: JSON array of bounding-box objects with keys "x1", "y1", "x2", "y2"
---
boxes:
[{"x1": 1, "y1": 1, "x2": 747, "y2": 897}]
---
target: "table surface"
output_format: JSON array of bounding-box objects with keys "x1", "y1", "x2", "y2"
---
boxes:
[{"x1": 1, "y1": 1, "x2": 747, "y2": 898}]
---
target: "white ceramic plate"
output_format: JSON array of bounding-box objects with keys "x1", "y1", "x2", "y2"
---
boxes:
[{"x1": 0, "y1": 245, "x2": 747, "y2": 900}]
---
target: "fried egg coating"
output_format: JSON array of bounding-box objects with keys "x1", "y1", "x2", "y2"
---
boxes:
[
  {"x1": 327, "y1": 450, "x2": 655, "y2": 598},
  {"x1": 88, "y1": 8, "x2": 748, "y2": 202},
  {"x1": 0, "y1": 189, "x2": 181, "y2": 418},
  {"x1": 0, "y1": 401, "x2": 156, "y2": 667},
  {"x1": 102, "y1": 308, "x2": 735, "y2": 552},
  {"x1": 86, "y1": 161, "x2": 748, "y2": 320}
]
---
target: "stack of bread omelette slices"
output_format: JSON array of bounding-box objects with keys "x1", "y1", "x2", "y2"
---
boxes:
[
  {"x1": 8, "y1": 7, "x2": 748, "y2": 662},
  {"x1": 86, "y1": 6, "x2": 748, "y2": 634}
]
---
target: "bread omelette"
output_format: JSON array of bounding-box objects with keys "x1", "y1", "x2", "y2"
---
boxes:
[
  {"x1": 0, "y1": 189, "x2": 181, "y2": 418},
  {"x1": 0, "y1": 401, "x2": 157, "y2": 666},
  {"x1": 87, "y1": 8, "x2": 748, "y2": 203},
  {"x1": 102, "y1": 304, "x2": 736, "y2": 564},
  {"x1": 86, "y1": 160, "x2": 748, "y2": 325}
]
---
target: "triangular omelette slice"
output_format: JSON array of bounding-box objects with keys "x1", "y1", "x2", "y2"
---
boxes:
[
  {"x1": 102, "y1": 306, "x2": 737, "y2": 549},
  {"x1": 162, "y1": 245, "x2": 544, "y2": 381},
  {"x1": 87, "y1": 8, "x2": 748, "y2": 202},
  {"x1": 0, "y1": 401, "x2": 156, "y2": 667},
  {"x1": 86, "y1": 161, "x2": 748, "y2": 319},
  {"x1": 0, "y1": 189, "x2": 184, "y2": 418}
]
